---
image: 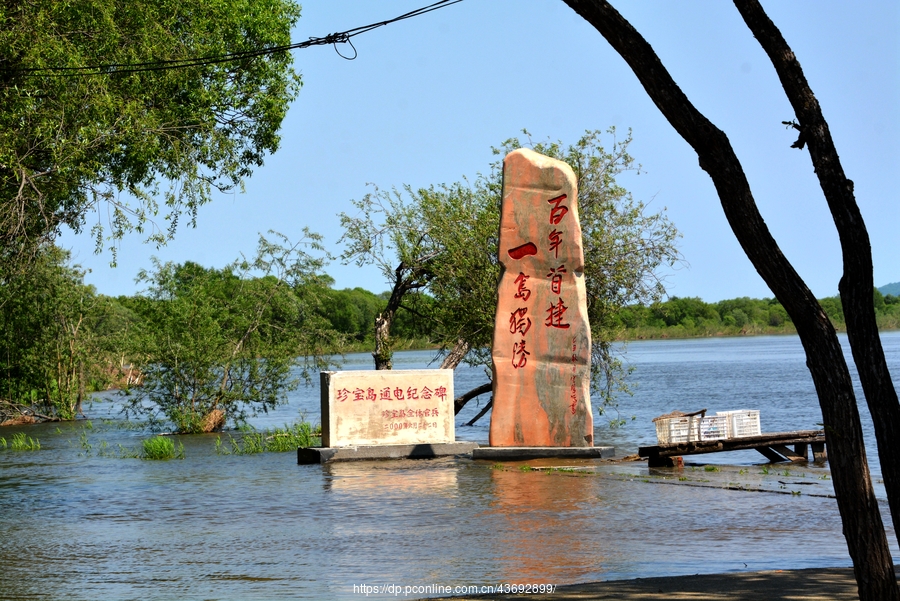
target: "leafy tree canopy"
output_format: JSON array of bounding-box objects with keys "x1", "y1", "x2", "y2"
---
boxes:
[
  {"x1": 122, "y1": 231, "x2": 342, "y2": 433},
  {"x1": 0, "y1": 0, "x2": 301, "y2": 264}
]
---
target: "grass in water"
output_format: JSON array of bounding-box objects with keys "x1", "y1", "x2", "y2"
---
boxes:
[
  {"x1": 215, "y1": 422, "x2": 321, "y2": 456},
  {"x1": 141, "y1": 436, "x2": 184, "y2": 460},
  {"x1": 7, "y1": 432, "x2": 41, "y2": 451}
]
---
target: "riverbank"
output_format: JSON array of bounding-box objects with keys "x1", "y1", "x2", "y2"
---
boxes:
[{"x1": 440, "y1": 566, "x2": 896, "y2": 600}]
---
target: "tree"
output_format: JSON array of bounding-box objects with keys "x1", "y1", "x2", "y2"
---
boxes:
[
  {"x1": 0, "y1": 0, "x2": 301, "y2": 265},
  {"x1": 319, "y1": 287, "x2": 386, "y2": 344},
  {"x1": 733, "y1": 0, "x2": 900, "y2": 555},
  {"x1": 0, "y1": 246, "x2": 99, "y2": 422},
  {"x1": 339, "y1": 130, "x2": 680, "y2": 415},
  {"x1": 339, "y1": 185, "x2": 441, "y2": 369},
  {"x1": 558, "y1": 1, "x2": 897, "y2": 597},
  {"x1": 122, "y1": 232, "x2": 341, "y2": 433}
]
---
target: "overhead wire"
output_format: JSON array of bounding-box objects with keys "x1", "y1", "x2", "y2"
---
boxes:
[{"x1": 3, "y1": 0, "x2": 463, "y2": 77}]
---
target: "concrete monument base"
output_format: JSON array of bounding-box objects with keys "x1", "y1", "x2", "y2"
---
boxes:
[
  {"x1": 472, "y1": 446, "x2": 614, "y2": 461},
  {"x1": 298, "y1": 441, "x2": 479, "y2": 464}
]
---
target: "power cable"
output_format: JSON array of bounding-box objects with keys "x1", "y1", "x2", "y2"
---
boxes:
[{"x1": 3, "y1": 0, "x2": 463, "y2": 77}]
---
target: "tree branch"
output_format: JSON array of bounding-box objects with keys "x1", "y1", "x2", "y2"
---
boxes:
[
  {"x1": 559, "y1": 1, "x2": 897, "y2": 597},
  {"x1": 734, "y1": 0, "x2": 900, "y2": 548}
]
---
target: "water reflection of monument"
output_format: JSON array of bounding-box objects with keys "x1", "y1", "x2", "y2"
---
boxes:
[
  {"x1": 322, "y1": 460, "x2": 459, "y2": 494},
  {"x1": 486, "y1": 466, "x2": 605, "y2": 583}
]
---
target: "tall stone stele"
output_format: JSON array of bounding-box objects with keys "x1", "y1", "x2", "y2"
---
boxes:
[{"x1": 489, "y1": 148, "x2": 593, "y2": 447}]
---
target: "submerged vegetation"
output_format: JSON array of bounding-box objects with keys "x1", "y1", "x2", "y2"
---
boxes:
[
  {"x1": 61, "y1": 418, "x2": 319, "y2": 459},
  {"x1": 141, "y1": 436, "x2": 184, "y2": 461},
  {"x1": 215, "y1": 422, "x2": 321, "y2": 455},
  {"x1": 0, "y1": 432, "x2": 41, "y2": 451}
]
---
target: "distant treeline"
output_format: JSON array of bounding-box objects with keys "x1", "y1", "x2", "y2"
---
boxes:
[
  {"x1": 3, "y1": 242, "x2": 896, "y2": 427},
  {"x1": 310, "y1": 286, "x2": 900, "y2": 342},
  {"x1": 611, "y1": 290, "x2": 900, "y2": 339},
  {"x1": 314, "y1": 285, "x2": 432, "y2": 348}
]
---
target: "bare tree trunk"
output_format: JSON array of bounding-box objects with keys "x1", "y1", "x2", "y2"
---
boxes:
[
  {"x1": 465, "y1": 398, "x2": 493, "y2": 426},
  {"x1": 454, "y1": 381, "x2": 492, "y2": 415},
  {"x1": 373, "y1": 312, "x2": 394, "y2": 370},
  {"x1": 559, "y1": 1, "x2": 898, "y2": 598},
  {"x1": 734, "y1": 0, "x2": 900, "y2": 547},
  {"x1": 440, "y1": 338, "x2": 470, "y2": 370},
  {"x1": 75, "y1": 360, "x2": 84, "y2": 418},
  {"x1": 373, "y1": 263, "x2": 410, "y2": 370}
]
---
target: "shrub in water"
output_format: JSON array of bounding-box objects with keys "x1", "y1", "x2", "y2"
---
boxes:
[{"x1": 141, "y1": 436, "x2": 183, "y2": 460}]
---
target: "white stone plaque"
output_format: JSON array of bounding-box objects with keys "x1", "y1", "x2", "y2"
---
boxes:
[{"x1": 320, "y1": 370, "x2": 455, "y2": 447}]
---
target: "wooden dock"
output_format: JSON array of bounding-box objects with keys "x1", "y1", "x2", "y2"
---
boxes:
[{"x1": 638, "y1": 429, "x2": 827, "y2": 467}]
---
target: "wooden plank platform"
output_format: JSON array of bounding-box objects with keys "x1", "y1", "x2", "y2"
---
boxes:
[{"x1": 639, "y1": 429, "x2": 827, "y2": 467}]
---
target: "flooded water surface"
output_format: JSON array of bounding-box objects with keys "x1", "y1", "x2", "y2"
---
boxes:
[{"x1": 1, "y1": 333, "x2": 898, "y2": 600}]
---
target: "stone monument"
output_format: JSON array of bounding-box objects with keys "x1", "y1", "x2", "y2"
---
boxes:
[
  {"x1": 298, "y1": 369, "x2": 478, "y2": 463},
  {"x1": 489, "y1": 148, "x2": 594, "y2": 448}
]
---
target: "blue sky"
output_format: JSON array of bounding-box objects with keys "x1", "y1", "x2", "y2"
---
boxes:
[{"x1": 58, "y1": 0, "x2": 900, "y2": 302}]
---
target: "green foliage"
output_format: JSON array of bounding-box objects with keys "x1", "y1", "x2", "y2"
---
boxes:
[
  {"x1": 122, "y1": 231, "x2": 343, "y2": 433},
  {"x1": 319, "y1": 287, "x2": 384, "y2": 343},
  {"x1": 616, "y1": 288, "x2": 900, "y2": 339},
  {"x1": 215, "y1": 421, "x2": 320, "y2": 454},
  {"x1": 0, "y1": 0, "x2": 301, "y2": 264},
  {"x1": 141, "y1": 435, "x2": 183, "y2": 460},
  {"x1": 8, "y1": 432, "x2": 41, "y2": 451},
  {"x1": 0, "y1": 245, "x2": 110, "y2": 419}
]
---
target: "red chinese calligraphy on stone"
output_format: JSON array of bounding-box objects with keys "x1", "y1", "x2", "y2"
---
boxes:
[
  {"x1": 407, "y1": 387, "x2": 419, "y2": 400},
  {"x1": 570, "y1": 337, "x2": 578, "y2": 414},
  {"x1": 548, "y1": 229, "x2": 562, "y2": 258},
  {"x1": 337, "y1": 388, "x2": 350, "y2": 402},
  {"x1": 380, "y1": 387, "x2": 392, "y2": 401},
  {"x1": 570, "y1": 377, "x2": 578, "y2": 415},
  {"x1": 367, "y1": 387, "x2": 377, "y2": 401},
  {"x1": 393, "y1": 387, "x2": 405, "y2": 400},
  {"x1": 421, "y1": 387, "x2": 433, "y2": 399},
  {"x1": 545, "y1": 298, "x2": 571, "y2": 329},
  {"x1": 547, "y1": 194, "x2": 569, "y2": 224},
  {"x1": 508, "y1": 242, "x2": 538, "y2": 260},
  {"x1": 547, "y1": 265, "x2": 567, "y2": 295},
  {"x1": 512, "y1": 339, "x2": 530, "y2": 368},
  {"x1": 435, "y1": 386, "x2": 447, "y2": 401},
  {"x1": 353, "y1": 388, "x2": 366, "y2": 401},
  {"x1": 490, "y1": 148, "x2": 592, "y2": 448},
  {"x1": 509, "y1": 307, "x2": 532, "y2": 336},
  {"x1": 513, "y1": 272, "x2": 532, "y2": 302}
]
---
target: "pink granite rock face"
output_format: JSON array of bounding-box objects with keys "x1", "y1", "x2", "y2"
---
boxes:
[{"x1": 490, "y1": 148, "x2": 593, "y2": 447}]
